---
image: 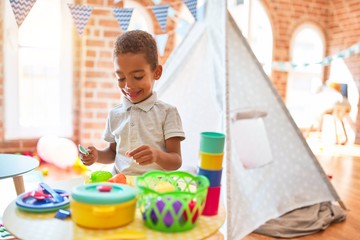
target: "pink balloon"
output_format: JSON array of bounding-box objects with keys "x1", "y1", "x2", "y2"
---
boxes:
[
  {"x1": 49, "y1": 138, "x2": 78, "y2": 169},
  {"x1": 36, "y1": 135, "x2": 58, "y2": 163}
]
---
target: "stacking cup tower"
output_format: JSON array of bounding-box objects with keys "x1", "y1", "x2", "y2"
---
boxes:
[{"x1": 197, "y1": 132, "x2": 225, "y2": 216}]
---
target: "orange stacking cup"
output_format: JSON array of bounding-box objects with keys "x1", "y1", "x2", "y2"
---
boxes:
[{"x1": 199, "y1": 151, "x2": 223, "y2": 170}]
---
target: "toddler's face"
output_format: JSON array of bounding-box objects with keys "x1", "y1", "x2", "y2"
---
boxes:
[{"x1": 114, "y1": 53, "x2": 161, "y2": 103}]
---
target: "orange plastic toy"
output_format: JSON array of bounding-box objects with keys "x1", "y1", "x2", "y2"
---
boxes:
[{"x1": 108, "y1": 173, "x2": 127, "y2": 184}]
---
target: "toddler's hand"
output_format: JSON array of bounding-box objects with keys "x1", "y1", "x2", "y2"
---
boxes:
[
  {"x1": 79, "y1": 146, "x2": 98, "y2": 166},
  {"x1": 126, "y1": 144, "x2": 158, "y2": 166}
]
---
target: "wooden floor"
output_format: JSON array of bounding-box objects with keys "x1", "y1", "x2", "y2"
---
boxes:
[{"x1": 243, "y1": 139, "x2": 360, "y2": 240}]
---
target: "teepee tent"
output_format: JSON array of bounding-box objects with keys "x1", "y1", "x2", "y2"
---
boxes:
[{"x1": 155, "y1": 0, "x2": 342, "y2": 239}]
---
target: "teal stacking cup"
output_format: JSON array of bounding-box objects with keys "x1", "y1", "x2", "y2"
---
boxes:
[{"x1": 200, "y1": 132, "x2": 225, "y2": 154}]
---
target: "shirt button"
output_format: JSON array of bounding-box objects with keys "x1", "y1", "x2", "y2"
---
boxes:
[{"x1": 130, "y1": 123, "x2": 135, "y2": 127}]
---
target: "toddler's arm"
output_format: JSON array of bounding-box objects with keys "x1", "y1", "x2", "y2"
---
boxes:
[{"x1": 126, "y1": 137, "x2": 182, "y2": 170}]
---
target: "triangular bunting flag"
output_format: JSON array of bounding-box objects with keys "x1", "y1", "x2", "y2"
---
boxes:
[
  {"x1": 183, "y1": 0, "x2": 197, "y2": 21},
  {"x1": 151, "y1": 5, "x2": 169, "y2": 32},
  {"x1": 9, "y1": 0, "x2": 37, "y2": 27},
  {"x1": 155, "y1": 34, "x2": 169, "y2": 56},
  {"x1": 67, "y1": 3, "x2": 93, "y2": 36},
  {"x1": 112, "y1": 8, "x2": 134, "y2": 32}
]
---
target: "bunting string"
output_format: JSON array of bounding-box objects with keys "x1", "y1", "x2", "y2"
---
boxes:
[
  {"x1": 272, "y1": 41, "x2": 360, "y2": 71},
  {"x1": 8, "y1": 0, "x2": 358, "y2": 70},
  {"x1": 67, "y1": 0, "x2": 197, "y2": 35},
  {"x1": 71, "y1": 0, "x2": 186, "y2": 10},
  {"x1": 8, "y1": 0, "x2": 198, "y2": 35}
]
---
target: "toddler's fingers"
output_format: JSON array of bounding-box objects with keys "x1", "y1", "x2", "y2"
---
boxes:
[
  {"x1": 127, "y1": 145, "x2": 148, "y2": 157},
  {"x1": 138, "y1": 160, "x2": 152, "y2": 166},
  {"x1": 81, "y1": 157, "x2": 93, "y2": 166}
]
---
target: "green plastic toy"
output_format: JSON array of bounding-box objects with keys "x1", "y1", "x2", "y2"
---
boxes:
[{"x1": 90, "y1": 171, "x2": 113, "y2": 183}]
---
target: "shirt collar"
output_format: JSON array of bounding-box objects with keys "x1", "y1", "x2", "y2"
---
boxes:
[{"x1": 122, "y1": 92, "x2": 157, "y2": 112}]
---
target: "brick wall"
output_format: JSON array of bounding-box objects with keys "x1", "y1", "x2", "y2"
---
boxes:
[
  {"x1": 0, "y1": 0, "x2": 359, "y2": 153},
  {"x1": 76, "y1": 0, "x2": 122, "y2": 149}
]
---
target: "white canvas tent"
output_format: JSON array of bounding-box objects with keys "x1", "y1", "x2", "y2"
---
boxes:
[{"x1": 155, "y1": 0, "x2": 342, "y2": 239}]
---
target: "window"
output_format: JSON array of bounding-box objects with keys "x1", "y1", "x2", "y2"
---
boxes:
[
  {"x1": 4, "y1": 0, "x2": 73, "y2": 139},
  {"x1": 228, "y1": 0, "x2": 273, "y2": 74},
  {"x1": 287, "y1": 24, "x2": 325, "y2": 129}
]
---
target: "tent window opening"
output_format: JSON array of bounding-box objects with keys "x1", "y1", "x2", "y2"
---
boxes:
[
  {"x1": 286, "y1": 24, "x2": 325, "y2": 129},
  {"x1": 231, "y1": 110, "x2": 273, "y2": 169},
  {"x1": 228, "y1": 0, "x2": 273, "y2": 75},
  {"x1": 4, "y1": 0, "x2": 73, "y2": 139}
]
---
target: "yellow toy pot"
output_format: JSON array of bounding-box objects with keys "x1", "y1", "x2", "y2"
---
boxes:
[
  {"x1": 199, "y1": 151, "x2": 224, "y2": 170},
  {"x1": 71, "y1": 183, "x2": 137, "y2": 229}
]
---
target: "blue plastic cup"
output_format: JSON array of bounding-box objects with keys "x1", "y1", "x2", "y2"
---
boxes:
[
  {"x1": 200, "y1": 132, "x2": 225, "y2": 154},
  {"x1": 197, "y1": 167, "x2": 222, "y2": 187}
]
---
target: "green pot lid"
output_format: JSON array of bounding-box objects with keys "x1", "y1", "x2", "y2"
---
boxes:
[{"x1": 71, "y1": 183, "x2": 137, "y2": 205}]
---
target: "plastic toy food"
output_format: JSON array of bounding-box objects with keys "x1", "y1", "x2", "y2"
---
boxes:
[
  {"x1": 154, "y1": 181, "x2": 175, "y2": 193},
  {"x1": 90, "y1": 171, "x2": 112, "y2": 183},
  {"x1": 108, "y1": 173, "x2": 127, "y2": 184}
]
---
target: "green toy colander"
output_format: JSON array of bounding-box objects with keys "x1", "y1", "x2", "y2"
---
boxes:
[{"x1": 135, "y1": 170, "x2": 209, "y2": 232}]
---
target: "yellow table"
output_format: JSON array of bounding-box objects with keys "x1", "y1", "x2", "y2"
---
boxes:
[{"x1": 3, "y1": 177, "x2": 226, "y2": 240}]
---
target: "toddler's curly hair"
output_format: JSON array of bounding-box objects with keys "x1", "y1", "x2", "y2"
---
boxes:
[{"x1": 113, "y1": 30, "x2": 158, "y2": 70}]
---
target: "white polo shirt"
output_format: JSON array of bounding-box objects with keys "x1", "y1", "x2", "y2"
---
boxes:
[{"x1": 103, "y1": 92, "x2": 185, "y2": 175}]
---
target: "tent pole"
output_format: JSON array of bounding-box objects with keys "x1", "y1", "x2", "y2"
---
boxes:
[{"x1": 224, "y1": 0, "x2": 232, "y2": 239}]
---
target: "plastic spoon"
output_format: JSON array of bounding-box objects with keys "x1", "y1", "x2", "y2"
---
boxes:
[
  {"x1": 78, "y1": 144, "x2": 89, "y2": 155},
  {"x1": 39, "y1": 183, "x2": 64, "y2": 203}
]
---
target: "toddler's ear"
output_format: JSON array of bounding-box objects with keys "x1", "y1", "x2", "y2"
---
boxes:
[{"x1": 154, "y1": 65, "x2": 163, "y2": 80}]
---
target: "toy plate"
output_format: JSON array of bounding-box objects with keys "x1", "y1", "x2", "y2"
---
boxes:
[{"x1": 16, "y1": 189, "x2": 70, "y2": 212}]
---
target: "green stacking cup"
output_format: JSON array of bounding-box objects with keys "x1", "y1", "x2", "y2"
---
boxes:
[{"x1": 200, "y1": 132, "x2": 225, "y2": 154}]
